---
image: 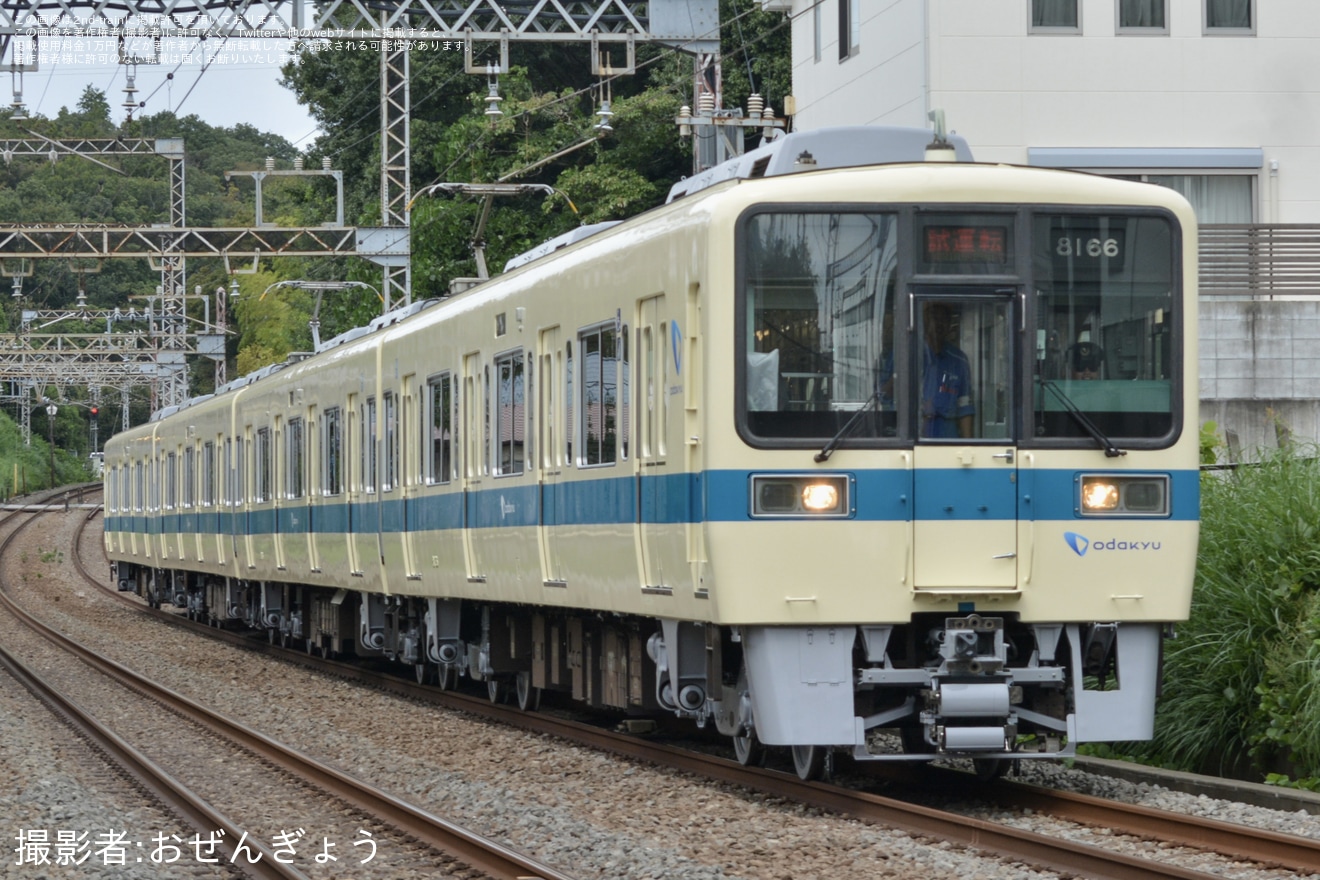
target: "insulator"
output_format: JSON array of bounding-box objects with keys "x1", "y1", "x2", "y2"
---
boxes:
[
  {"x1": 122, "y1": 75, "x2": 138, "y2": 112},
  {"x1": 322, "y1": 157, "x2": 332, "y2": 170},
  {"x1": 594, "y1": 99, "x2": 613, "y2": 134},
  {"x1": 747, "y1": 93, "x2": 764, "y2": 119},
  {"x1": 265, "y1": 156, "x2": 275, "y2": 172},
  {"x1": 678, "y1": 105, "x2": 692, "y2": 137},
  {"x1": 484, "y1": 80, "x2": 504, "y2": 120},
  {"x1": 697, "y1": 92, "x2": 715, "y2": 115}
]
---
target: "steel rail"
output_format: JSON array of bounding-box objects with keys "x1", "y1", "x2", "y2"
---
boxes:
[
  {"x1": 21, "y1": 499, "x2": 575, "y2": 880},
  {"x1": 0, "y1": 504, "x2": 308, "y2": 879},
  {"x1": 77, "y1": 509, "x2": 1315, "y2": 880}
]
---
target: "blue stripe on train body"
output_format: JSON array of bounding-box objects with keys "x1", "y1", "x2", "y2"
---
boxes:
[{"x1": 104, "y1": 468, "x2": 1198, "y2": 536}]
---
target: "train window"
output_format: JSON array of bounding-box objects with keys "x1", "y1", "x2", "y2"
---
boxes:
[
  {"x1": 578, "y1": 322, "x2": 625, "y2": 467},
  {"x1": 165, "y1": 452, "x2": 177, "y2": 510},
  {"x1": 494, "y1": 351, "x2": 525, "y2": 476},
  {"x1": 183, "y1": 446, "x2": 195, "y2": 508},
  {"x1": 740, "y1": 211, "x2": 900, "y2": 443},
  {"x1": 383, "y1": 393, "x2": 397, "y2": 492},
  {"x1": 255, "y1": 428, "x2": 272, "y2": 503},
  {"x1": 565, "y1": 341, "x2": 574, "y2": 465},
  {"x1": 202, "y1": 442, "x2": 215, "y2": 507},
  {"x1": 483, "y1": 366, "x2": 492, "y2": 476},
  {"x1": 134, "y1": 462, "x2": 143, "y2": 513},
  {"x1": 323, "y1": 407, "x2": 343, "y2": 496},
  {"x1": 1031, "y1": 212, "x2": 1176, "y2": 441},
  {"x1": 364, "y1": 396, "x2": 377, "y2": 494},
  {"x1": 426, "y1": 375, "x2": 454, "y2": 484},
  {"x1": 287, "y1": 417, "x2": 305, "y2": 499}
]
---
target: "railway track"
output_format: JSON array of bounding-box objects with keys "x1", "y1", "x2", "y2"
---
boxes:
[
  {"x1": 0, "y1": 491, "x2": 574, "y2": 880},
  {"x1": 57, "y1": 495, "x2": 1320, "y2": 879}
]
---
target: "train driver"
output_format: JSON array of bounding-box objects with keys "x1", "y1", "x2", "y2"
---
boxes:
[{"x1": 920, "y1": 302, "x2": 975, "y2": 439}]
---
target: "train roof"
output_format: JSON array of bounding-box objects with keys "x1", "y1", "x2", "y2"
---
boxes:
[{"x1": 664, "y1": 126, "x2": 974, "y2": 203}]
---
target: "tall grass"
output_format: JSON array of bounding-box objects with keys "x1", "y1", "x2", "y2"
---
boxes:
[
  {"x1": 1137, "y1": 448, "x2": 1320, "y2": 780},
  {"x1": 0, "y1": 410, "x2": 87, "y2": 496}
]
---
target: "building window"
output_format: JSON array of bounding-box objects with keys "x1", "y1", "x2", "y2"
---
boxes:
[
  {"x1": 1205, "y1": 0, "x2": 1252, "y2": 33},
  {"x1": 1031, "y1": 0, "x2": 1079, "y2": 32},
  {"x1": 1118, "y1": 0, "x2": 1167, "y2": 32},
  {"x1": 838, "y1": 0, "x2": 860, "y2": 60}
]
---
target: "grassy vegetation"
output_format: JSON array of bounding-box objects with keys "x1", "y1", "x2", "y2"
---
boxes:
[
  {"x1": 1116, "y1": 445, "x2": 1320, "y2": 788},
  {"x1": 0, "y1": 409, "x2": 90, "y2": 498}
]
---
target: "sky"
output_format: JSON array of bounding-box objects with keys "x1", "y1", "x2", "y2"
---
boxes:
[{"x1": 13, "y1": 38, "x2": 322, "y2": 147}]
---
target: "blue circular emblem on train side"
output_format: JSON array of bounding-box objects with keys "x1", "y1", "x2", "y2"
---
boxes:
[
  {"x1": 671, "y1": 320, "x2": 682, "y2": 375},
  {"x1": 1064, "y1": 532, "x2": 1090, "y2": 557}
]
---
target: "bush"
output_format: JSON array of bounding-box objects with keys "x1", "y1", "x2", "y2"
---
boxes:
[{"x1": 1136, "y1": 447, "x2": 1320, "y2": 784}]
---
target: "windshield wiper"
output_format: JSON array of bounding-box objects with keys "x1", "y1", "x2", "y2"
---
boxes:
[
  {"x1": 814, "y1": 392, "x2": 881, "y2": 463},
  {"x1": 1038, "y1": 379, "x2": 1126, "y2": 458}
]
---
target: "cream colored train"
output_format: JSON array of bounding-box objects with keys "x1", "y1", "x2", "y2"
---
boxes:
[{"x1": 104, "y1": 127, "x2": 1199, "y2": 780}]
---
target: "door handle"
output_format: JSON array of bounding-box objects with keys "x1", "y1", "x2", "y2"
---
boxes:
[{"x1": 991, "y1": 449, "x2": 1015, "y2": 463}]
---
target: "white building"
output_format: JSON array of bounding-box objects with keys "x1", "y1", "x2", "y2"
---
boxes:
[{"x1": 764, "y1": 0, "x2": 1320, "y2": 454}]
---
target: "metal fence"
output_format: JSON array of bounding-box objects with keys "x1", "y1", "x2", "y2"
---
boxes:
[{"x1": 1200, "y1": 224, "x2": 1320, "y2": 297}]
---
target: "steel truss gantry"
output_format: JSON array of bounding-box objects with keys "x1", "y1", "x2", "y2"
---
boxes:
[{"x1": 1, "y1": 1, "x2": 719, "y2": 431}]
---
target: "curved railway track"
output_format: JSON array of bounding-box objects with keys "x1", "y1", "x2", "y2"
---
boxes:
[
  {"x1": 0, "y1": 490, "x2": 574, "y2": 880},
  {"x1": 55, "y1": 493, "x2": 1320, "y2": 879}
]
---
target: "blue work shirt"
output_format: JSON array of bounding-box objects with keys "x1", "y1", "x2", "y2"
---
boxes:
[{"x1": 921, "y1": 343, "x2": 974, "y2": 438}]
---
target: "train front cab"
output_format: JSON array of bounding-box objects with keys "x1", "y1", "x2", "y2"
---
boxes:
[{"x1": 717, "y1": 177, "x2": 1199, "y2": 777}]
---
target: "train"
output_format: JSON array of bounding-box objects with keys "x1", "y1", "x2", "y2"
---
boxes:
[{"x1": 103, "y1": 126, "x2": 1199, "y2": 780}]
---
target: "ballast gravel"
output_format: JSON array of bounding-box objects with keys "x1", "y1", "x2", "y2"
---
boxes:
[{"x1": 0, "y1": 507, "x2": 1317, "y2": 880}]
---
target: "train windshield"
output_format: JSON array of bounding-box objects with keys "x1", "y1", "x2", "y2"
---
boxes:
[
  {"x1": 1031, "y1": 213, "x2": 1176, "y2": 441},
  {"x1": 742, "y1": 211, "x2": 900, "y2": 440}
]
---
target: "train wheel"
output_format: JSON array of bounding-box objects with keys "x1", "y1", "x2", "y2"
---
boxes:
[
  {"x1": 437, "y1": 664, "x2": 458, "y2": 691},
  {"x1": 973, "y1": 758, "x2": 1009, "y2": 781},
  {"x1": 414, "y1": 663, "x2": 429, "y2": 685},
  {"x1": 791, "y1": 745, "x2": 827, "y2": 782},
  {"x1": 733, "y1": 730, "x2": 764, "y2": 767},
  {"x1": 487, "y1": 677, "x2": 506, "y2": 704},
  {"x1": 514, "y1": 672, "x2": 541, "y2": 712}
]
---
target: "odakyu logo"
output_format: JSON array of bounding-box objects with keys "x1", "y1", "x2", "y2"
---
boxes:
[{"x1": 1064, "y1": 532, "x2": 1161, "y2": 557}]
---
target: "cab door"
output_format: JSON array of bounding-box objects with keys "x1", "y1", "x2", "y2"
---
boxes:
[{"x1": 911, "y1": 291, "x2": 1018, "y2": 590}]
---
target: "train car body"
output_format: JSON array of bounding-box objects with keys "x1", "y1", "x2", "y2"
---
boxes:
[{"x1": 104, "y1": 127, "x2": 1199, "y2": 778}]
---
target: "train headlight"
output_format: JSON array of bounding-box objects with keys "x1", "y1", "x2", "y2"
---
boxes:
[
  {"x1": 751, "y1": 474, "x2": 852, "y2": 517},
  {"x1": 1082, "y1": 480, "x2": 1119, "y2": 511},
  {"x1": 1078, "y1": 474, "x2": 1169, "y2": 517},
  {"x1": 801, "y1": 482, "x2": 839, "y2": 512}
]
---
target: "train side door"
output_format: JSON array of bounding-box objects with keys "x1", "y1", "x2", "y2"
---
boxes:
[
  {"x1": 536, "y1": 326, "x2": 567, "y2": 586},
  {"x1": 911, "y1": 292, "x2": 1019, "y2": 590},
  {"x1": 461, "y1": 352, "x2": 486, "y2": 582},
  {"x1": 636, "y1": 294, "x2": 681, "y2": 591}
]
